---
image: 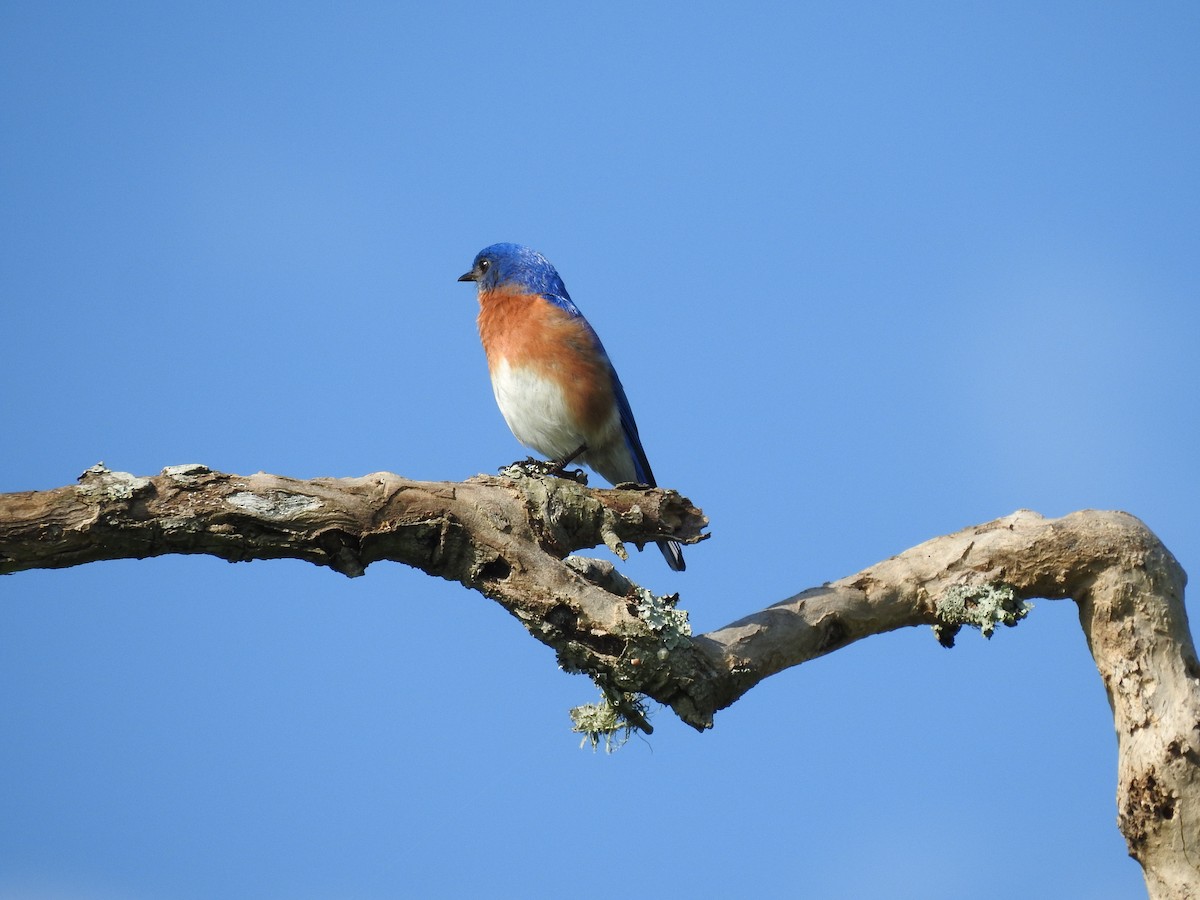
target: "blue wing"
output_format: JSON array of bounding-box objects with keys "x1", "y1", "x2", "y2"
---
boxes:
[
  {"x1": 610, "y1": 370, "x2": 655, "y2": 487},
  {"x1": 604, "y1": 335, "x2": 688, "y2": 573},
  {"x1": 542, "y1": 289, "x2": 685, "y2": 571},
  {"x1": 543, "y1": 290, "x2": 655, "y2": 484}
]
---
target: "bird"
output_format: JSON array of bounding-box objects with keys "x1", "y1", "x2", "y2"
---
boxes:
[{"x1": 458, "y1": 242, "x2": 685, "y2": 571}]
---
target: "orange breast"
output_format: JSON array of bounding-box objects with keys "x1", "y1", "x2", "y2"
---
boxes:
[{"x1": 477, "y1": 288, "x2": 617, "y2": 434}]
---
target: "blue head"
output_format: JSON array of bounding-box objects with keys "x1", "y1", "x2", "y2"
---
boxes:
[{"x1": 457, "y1": 243, "x2": 571, "y2": 299}]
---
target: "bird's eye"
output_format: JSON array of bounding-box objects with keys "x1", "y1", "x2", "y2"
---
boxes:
[{"x1": 479, "y1": 259, "x2": 491, "y2": 273}]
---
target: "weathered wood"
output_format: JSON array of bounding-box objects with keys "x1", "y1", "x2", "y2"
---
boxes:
[{"x1": 2, "y1": 466, "x2": 1196, "y2": 897}]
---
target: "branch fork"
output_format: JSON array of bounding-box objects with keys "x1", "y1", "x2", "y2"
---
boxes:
[{"x1": 2, "y1": 466, "x2": 1197, "y2": 896}]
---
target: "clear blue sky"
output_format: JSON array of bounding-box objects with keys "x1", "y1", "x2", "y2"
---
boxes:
[{"x1": 2, "y1": 3, "x2": 1197, "y2": 898}]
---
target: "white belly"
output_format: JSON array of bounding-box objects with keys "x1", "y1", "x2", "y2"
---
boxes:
[{"x1": 490, "y1": 360, "x2": 588, "y2": 460}]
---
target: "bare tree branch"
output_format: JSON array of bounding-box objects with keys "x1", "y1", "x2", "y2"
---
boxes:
[{"x1": 2, "y1": 464, "x2": 1198, "y2": 897}]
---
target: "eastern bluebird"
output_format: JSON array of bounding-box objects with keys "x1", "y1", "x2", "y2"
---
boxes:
[{"x1": 458, "y1": 243, "x2": 685, "y2": 571}]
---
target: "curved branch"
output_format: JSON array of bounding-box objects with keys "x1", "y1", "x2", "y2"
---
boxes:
[
  {"x1": 0, "y1": 463, "x2": 714, "y2": 729},
  {"x1": 690, "y1": 508, "x2": 1199, "y2": 899},
  {"x1": 2, "y1": 467, "x2": 1197, "y2": 896}
]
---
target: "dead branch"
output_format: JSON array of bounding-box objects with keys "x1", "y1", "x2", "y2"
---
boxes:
[{"x1": 2, "y1": 464, "x2": 1197, "y2": 898}]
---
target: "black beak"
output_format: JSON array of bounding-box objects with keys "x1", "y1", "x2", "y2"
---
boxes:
[{"x1": 457, "y1": 269, "x2": 477, "y2": 282}]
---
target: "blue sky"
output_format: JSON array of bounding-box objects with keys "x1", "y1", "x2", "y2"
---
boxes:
[{"x1": 2, "y1": 3, "x2": 1197, "y2": 897}]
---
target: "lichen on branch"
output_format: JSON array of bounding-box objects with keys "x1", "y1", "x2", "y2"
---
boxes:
[{"x1": 2, "y1": 466, "x2": 1198, "y2": 896}]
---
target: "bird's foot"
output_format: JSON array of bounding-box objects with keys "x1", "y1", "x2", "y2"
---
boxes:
[
  {"x1": 499, "y1": 453, "x2": 588, "y2": 484},
  {"x1": 554, "y1": 465, "x2": 588, "y2": 484},
  {"x1": 545, "y1": 443, "x2": 588, "y2": 482}
]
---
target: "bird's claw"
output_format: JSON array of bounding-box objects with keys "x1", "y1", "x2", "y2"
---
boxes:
[
  {"x1": 499, "y1": 456, "x2": 589, "y2": 484},
  {"x1": 554, "y1": 466, "x2": 588, "y2": 484}
]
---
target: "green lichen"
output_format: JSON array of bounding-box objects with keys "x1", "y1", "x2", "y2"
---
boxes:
[
  {"x1": 76, "y1": 464, "x2": 151, "y2": 501},
  {"x1": 934, "y1": 582, "x2": 1032, "y2": 645},
  {"x1": 633, "y1": 586, "x2": 691, "y2": 649},
  {"x1": 570, "y1": 692, "x2": 646, "y2": 753},
  {"x1": 568, "y1": 691, "x2": 652, "y2": 753},
  {"x1": 569, "y1": 589, "x2": 691, "y2": 751}
]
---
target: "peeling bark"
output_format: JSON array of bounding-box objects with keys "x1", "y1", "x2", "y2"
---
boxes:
[{"x1": 1, "y1": 465, "x2": 1197, "y2": 898}]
